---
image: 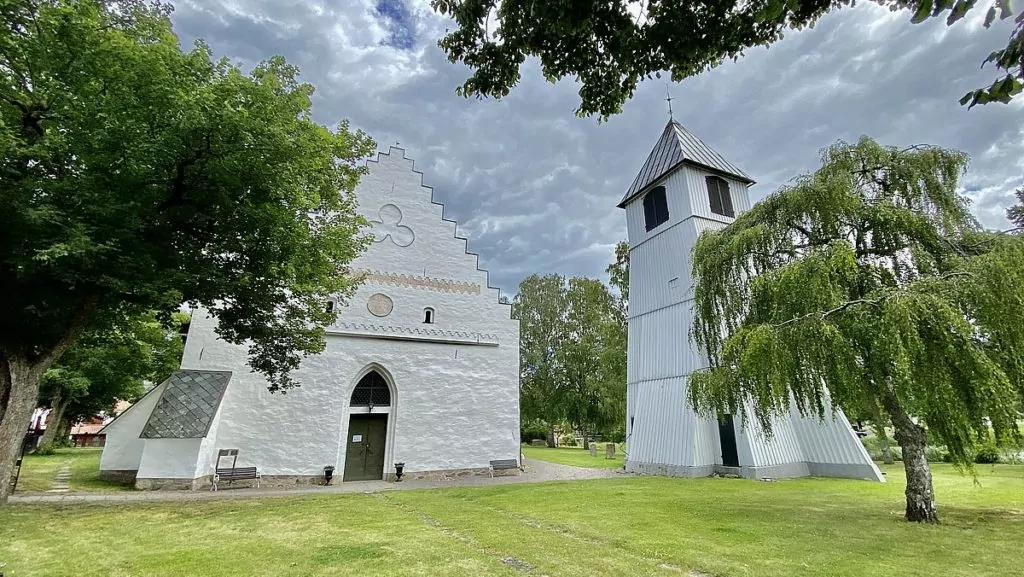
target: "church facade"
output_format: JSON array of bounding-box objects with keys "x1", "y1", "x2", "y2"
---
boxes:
[
  {"x1": 99, "y1": 148, "x2": 521, "y2": 489},
  {"x1": 619, "y1": 121, "x2": 883, "y2": 482}
]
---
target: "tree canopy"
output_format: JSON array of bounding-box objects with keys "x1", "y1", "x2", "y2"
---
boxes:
[
  {"x1": 0, "y1": 0, "x2": 375, "y2": 501},
  {"x1": 431, "y1": 0, "x2": 1023, "y2": 119},
  {"x1": 35, "y1": 310, "x2": 188, "y2": 452},
  {"x1": 514, "y1": 272, "x2": 627, "y2": 447},
  {"x1": 688, "y1": 135, "x2": 1024, "y2": 522}
]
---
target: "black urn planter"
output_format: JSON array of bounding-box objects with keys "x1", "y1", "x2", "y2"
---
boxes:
[
  {"x1": 324, "y1": 465, "x2": 335, "y2": 485},
  {"x1": 394, "y1": 462, "x2": 405, "y2": 482}
]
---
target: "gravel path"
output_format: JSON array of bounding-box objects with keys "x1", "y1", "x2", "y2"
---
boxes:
[{"x1": 8, "y1": 457, "x2": 627, "y2": 506}]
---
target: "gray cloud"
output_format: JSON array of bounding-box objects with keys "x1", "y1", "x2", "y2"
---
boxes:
[{"x1": 168, "y1": 1, "x2": 1024, "y2": 294}]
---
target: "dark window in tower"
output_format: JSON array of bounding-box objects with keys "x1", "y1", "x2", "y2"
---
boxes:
[
  {"x1": 705, "y1": 176, "x2": 735, "y2": 218},
  {"x1": 643, "y1": 185, "x2": 670, "y2": 231},
  {"x1": 423, "y1": 307, "x2": 434, "y2": 324}
]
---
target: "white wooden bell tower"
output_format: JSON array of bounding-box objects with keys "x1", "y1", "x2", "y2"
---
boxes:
[{"x1": 618, "y1": 120, "x2": 883, "y2": 482}]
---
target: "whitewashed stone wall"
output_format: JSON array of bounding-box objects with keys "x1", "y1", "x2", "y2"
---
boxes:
[
  {"x1": 170, "y1": 147, "x2": 519, "y2": 482},
  {"x1": 98, "y1": 380, "x2": 167, "y2": 475}
]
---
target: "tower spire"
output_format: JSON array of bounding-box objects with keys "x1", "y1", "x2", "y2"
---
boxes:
[{"x1": 665, "y1": 84, "x2": 674, "y2": 121}]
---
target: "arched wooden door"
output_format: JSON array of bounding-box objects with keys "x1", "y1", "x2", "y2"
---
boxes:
[{"x1": 343, "y1": 371, "x2": 392, "y2": 482}]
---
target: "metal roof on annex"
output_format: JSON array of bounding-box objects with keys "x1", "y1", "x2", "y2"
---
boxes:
[{"x1": 140, "y1": 370, "x2": 232, "y2": 439}]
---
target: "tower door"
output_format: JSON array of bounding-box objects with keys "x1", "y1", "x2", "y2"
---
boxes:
[
  {"x1": 344, "y1": 414, "x2": 388, "y2": 481},
  {"x1": 718, "y1": 414, "x2": 739, "y2": 467}
]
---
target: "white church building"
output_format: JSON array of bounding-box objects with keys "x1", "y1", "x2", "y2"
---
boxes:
[
  {"x1": 99, "y1": 147, "x2": 521, "y2": 489},
  {"x1": 619, "y1": 120, "x2": 883, "y2": 482}
]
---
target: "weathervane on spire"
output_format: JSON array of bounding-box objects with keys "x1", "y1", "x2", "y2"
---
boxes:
[{"x1": 665, "y1": 84, "x2": 674, "y2": 121}]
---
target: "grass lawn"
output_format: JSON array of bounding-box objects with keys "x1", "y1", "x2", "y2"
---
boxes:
[
  {"x1": 13, "y1": 448, "x2": 133, "y2": 494},
  {"x1": 2, "y1": 464, "x2": 1022, "y2": 576},
  {"x1": 521, "y1": 444, "x2": 625, "y2": 469}
]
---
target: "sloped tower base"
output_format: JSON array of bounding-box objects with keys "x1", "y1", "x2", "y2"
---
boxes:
[{"x1": 624, "y1": 376, "x2": 883, "y2": 482}]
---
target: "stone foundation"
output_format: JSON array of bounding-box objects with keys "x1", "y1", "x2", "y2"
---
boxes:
[
  {"x1": 624, "y1": 461, "x2": 715, "y2": 478},
  {"x1": 99, "y1": 469, "x2": 138, "y2": 484},
  {"x1": 625, "y1": 460, "x2": 882, "y2": 482},
  {"x1": 135, "y1": 476, "x2": 212, "y2": 491},
  {"x1": 130, "y1": 465, "x2": 519, "y2": 491},
  {"x1": 258, "y1": 475, "x2": 323, "y2": 488},
  {"x1": 387, "y1": 466, "x2": 501, "y2": 482}
]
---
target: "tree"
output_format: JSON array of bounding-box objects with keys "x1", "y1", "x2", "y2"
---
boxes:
[
  {"x1": 688, "y1": 136, "x2": 1024, "y2": 523},
  {"x1": 431, "y1": 0, "x2": 1023, "y2": 119},
  {"x1": 606, "y1": 240, "x2": 629, "y2": 320},
  {"x1": 34, "y1": 311, "x2": 188, "y2": 453},
  {"x1": 557, "y1": 277, "x2": 622, "y2": 450},
  {"x1": 1007, "y1": 185, "x2": 1024, "y2": 228},
  {"x1": 0, "y1": 1, "x2": 375, "y2": 502},
  {"x1": 513, "y1": 274, "x2": 568, "y2": 446}
]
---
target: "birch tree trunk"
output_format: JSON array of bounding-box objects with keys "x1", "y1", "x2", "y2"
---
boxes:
[{"x1": 884, "y1": 394, "x2": 938, "y2": 523}]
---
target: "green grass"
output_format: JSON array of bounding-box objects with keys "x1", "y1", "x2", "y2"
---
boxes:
[
  {"x1": 13, "y1": 447, "x2": 133, "y2": 494},
  {"x1": 2, "y1": 464, "x2": 1022, "y2": 576},
  {"x1": 521, "y1": 444, "x2": 625, "y2": 469}
]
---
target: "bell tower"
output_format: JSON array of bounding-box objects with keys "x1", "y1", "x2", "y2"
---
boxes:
[{"x1": 618, "y1": 120, "x2": 882, "y2": 482}]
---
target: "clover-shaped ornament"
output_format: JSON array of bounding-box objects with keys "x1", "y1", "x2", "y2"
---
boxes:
[{"x1": 371, "y1": 203, "x2": 415, "y2": 247}]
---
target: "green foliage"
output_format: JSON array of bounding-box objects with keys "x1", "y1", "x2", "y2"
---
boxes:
[
  {"x1": 520, "y1": 420, "x2": 549, "y2": 443},
  {"x1": 605, "y1": 240, "x2": 629, "y2": 311},
  {"x1": 514, "y1": 273, "x2": 627, "y2": 443},
  {"x1": 42, "y1": 310, "x2": 188, "y2": 423},
  {"x1": 689, "y1": 135, "x2": 1024, "y2": 518},
  {"x1": 0, "y1": 0, "x2": 376, "y2": 394},
  {"x1": 1007, "y1": 186, "x2": 1024, "y2": 229},
  {"x1": 557, "y1": 277, "x2": 624, "y2": 441},
  {"x1": 861, "y1": 435, "x2": 904, "y2": 461},
  {"x1": 431, "y1": 0, "x2": 1023, "y2": 119},
  {"x1": 514, "y1": 274, "x2": 569, "y2": 429},
  {"x1": 974, "y1": 443, "x2": 1001, "y2": 463}
]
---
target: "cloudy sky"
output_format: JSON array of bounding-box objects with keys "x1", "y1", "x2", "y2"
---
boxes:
[{"x1": 169, "y1": 1, "x2": 1023, "y2": 295}]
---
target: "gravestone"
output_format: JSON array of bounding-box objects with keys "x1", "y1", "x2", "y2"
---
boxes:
[
  {"x1": 605, "y1": 443, "x2": 616, "y2": 459},
  {"x1": 530, "y1": 439, "x2": 547, "y2": 447},
  {"x1": 589, "y1": 445, "x2": 597, "y2": 457}
]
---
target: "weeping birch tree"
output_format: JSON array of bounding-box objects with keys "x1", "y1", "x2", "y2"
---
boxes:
[{"x1": 689, "y1": 136, "x2": 1024, "y2": 523}]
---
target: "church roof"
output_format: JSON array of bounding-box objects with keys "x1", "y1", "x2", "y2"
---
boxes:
[
  {"x1": 617, "y1": 120, "x2": 754, "y2": 208},
  {"x1": 140, "y1": 370, "x2": 232, "y2": 439}
]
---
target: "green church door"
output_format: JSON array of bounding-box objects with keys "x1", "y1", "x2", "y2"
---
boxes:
[{"x1": 343, "y1": 414, "x2": 388, "y2": 481}]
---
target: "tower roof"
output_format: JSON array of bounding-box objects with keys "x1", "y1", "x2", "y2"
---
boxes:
[{"x1": 617, "y1": 120, "x2": 754, "y2": 208}]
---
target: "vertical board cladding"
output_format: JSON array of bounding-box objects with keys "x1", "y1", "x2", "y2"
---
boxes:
[
  {"x1": 624, "y1": 169, "x2": 695, "y2": 246},
  {"x1": 626, "y1": 302, "x2": 708, "y2": 383},
  {"x1": 625, "y1": 377, "x2": 721, "y2": 475},
  {"x1": 683, "y1": 165, "x2": 752, "y2": 223},
  {"x1": 115, "y1": 146, "x2": 520, "y2": 486}
]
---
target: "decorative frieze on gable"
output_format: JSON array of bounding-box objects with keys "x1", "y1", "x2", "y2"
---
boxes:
[
  {"x1": 326, "y1": 321, "x2": 499, "y2": 346},
  {"x1": 352, "y1": 268, "x2": 481, "y2": 295}
]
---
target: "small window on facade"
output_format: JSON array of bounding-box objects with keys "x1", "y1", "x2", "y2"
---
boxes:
[
  {"x1": 642, "y1": 185, "x2": 670, "y2": 231},
  {"x1": 705, "y1": 176, "x2": 735, "y2": 218},
  {"x1": 423, "y1": 307, "x2": 434, "y2": 324},
  {"x1": 326, "y1": 300, "x2": 335, "y2": 313}
]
